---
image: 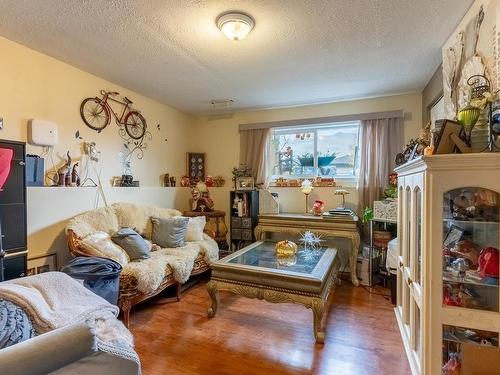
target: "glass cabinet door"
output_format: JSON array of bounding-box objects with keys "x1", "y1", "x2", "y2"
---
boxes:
[
  {"x1": 442, "y1": 188, "x2": 499, "y2": 311},
  {"x1": 442, "y1": 324, "x2": 499, "y2": 374},
  {"x1": 415, "y1": 188, "x2": 422, "y2": 287}
]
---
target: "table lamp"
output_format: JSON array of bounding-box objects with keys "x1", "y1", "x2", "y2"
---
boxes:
[
  {"x1": 301, "y1": 179, "x2": 314, "y2": 213},
  {"x1": 334, "y1": 188, "x2": 349, "y2": 209},
  {"x1": 0, "y1": 148, "x2": 13, "y2": 282}
]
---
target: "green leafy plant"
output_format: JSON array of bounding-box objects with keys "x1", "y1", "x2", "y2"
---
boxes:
[
  {"x1": 231, "y1": 164, "x2": 252, "y2": 182},
  {"x1": 383, "y1": 185, "x2": 398, "y2": 199},
  {"x1": 362, "y1": 207, "x2": 374, "y2": 223}
]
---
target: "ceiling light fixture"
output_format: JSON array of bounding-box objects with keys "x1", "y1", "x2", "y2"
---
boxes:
[{"x1": 216, "y1": 12, "x2": 255, "y2": 41}]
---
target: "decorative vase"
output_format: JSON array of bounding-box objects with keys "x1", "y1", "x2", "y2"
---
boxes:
[
  {"x1": 457, "y1": 105, "x2": 481, "y2": 147},
  {"x1": 275, "y1": 240, "x2": 298, "y2": 257}
]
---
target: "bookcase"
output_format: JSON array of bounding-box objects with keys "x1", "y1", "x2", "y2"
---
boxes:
[
  {"x1": 229, "y1": 190, "x2": 259, "y2": 251},
  {"x1": 395, "y1": 154, "x2": 500, "y2": 374}
]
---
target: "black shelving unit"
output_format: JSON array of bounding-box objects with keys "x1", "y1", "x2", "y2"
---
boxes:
[
  {"x1": 0, "y1": 139, "x2": 27, "y2": 281},
  {"x1": 230, "y1": 190, "x2": 259, "y2": 251}
]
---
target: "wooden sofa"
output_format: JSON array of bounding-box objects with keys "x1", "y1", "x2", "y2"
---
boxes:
[{"x1": 66, "y1": 203, "x2": 217, "y2": 327}]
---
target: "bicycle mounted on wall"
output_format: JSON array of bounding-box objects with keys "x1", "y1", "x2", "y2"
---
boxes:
[{"x1": 80, "y1": 90, "x2": 147, "y2": 140}]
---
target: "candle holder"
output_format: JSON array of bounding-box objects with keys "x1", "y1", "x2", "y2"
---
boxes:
[{"x1": 300, "y1": 180, "x2": 314, "y2": 213}]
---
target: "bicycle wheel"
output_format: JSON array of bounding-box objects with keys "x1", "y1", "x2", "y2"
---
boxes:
[
  {"x1": 124, "y1": 111, "x2": 147, "y2": 139},
  {"x1": 80, "y1": 98, "x2": 109, "y2": 131}
]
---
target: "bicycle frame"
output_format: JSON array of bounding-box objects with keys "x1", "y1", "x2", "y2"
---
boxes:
[{"x1": 96, "y1": 92, "x2": 131, "y2": 126}]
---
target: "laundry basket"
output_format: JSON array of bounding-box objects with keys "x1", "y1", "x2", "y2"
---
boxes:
[{"x1": 61, "y1": 257, "x2": 122, "y2": 305}]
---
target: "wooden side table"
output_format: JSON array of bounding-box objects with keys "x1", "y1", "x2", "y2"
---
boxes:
[{"x1": 183, "y1": 210, "x2": 229, "y2": 256}]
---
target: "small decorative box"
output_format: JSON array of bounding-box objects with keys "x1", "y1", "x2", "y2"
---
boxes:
[{"x1": 373, "y1": 199, "x2": 398, "y2": 221}]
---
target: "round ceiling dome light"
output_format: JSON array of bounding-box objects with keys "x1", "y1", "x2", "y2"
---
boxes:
[{"x1": 216, "y1": 12, "x2": 255, "y2": 41}]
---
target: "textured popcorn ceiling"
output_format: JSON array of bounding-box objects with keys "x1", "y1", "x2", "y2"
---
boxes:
[{"x1": 0, "y1": 0, "x2": 473, "y2": 114}]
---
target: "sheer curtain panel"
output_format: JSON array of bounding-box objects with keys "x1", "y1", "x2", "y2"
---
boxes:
[{"x1": 239, "y1": 128, "x2": 271, "y2": 187}]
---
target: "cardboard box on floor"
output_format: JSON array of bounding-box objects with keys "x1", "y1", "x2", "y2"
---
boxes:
[{"x1": 462, "y1": 344, "x2": 500, "y2": 375}]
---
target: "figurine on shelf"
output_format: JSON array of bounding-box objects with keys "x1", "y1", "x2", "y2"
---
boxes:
[
  {"x1": 205, "y1": 175, "x2": 214, "y2": 187},
  {"x1": 311, "y1": 200, "x2": 325, "y2": 216},
  {"x1": 71, "y1": 163, "x2": 80, "y2": 186},
  {"x1": 180, "y1": 175, "x2": 191, "y2": 187},
  {"x1": 191, "y1": 181, "x2": 214, "y2": 212},
  {"x1": 56, "y1": 151, "x2": 71, "y2": 187}
]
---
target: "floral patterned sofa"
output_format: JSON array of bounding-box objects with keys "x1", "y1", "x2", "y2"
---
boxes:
[{"x1": 65, "y1": 202, "x2": 219, "y2": 327}]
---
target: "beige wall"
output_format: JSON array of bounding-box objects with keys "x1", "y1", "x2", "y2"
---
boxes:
[
  {"x1": 0, "y1": 36, "x2": 193, "y2": 186},
  {"x1": 0, "y1": 36, "x2": 194, "y2": 262},
  {"x1": 422, "y1": 65, "x2": 443, "y2": 124},
  {"x1": 190, "y1": 93, "x2": 422, "y2": 219},
  {"x1": 0, "y1": 34, "x2": 423, "y2": 265}
]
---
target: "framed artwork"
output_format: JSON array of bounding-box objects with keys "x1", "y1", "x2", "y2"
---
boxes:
[
  {"x1": 187, "y1": 152, "x2": 206, "y2": 180},
  {"x1": 27, "y1": 253, "x2": 58, "y2": 275},
  {"x1": 434, "y1": 120, "x2": 463, "y2": 154},
  {"x1": 236, "y1": 177, "x2": 255, "y2": 191}
]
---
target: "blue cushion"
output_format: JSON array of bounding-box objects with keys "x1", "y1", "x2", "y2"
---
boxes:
[
  {"x1": 151, "y1": 216, "x2": 189, "y2": 248},
  {"x1": 0, "y1": 299, "x2": 36, "y2": 349},
  {"x1": 111, "y1": 227, "x2": 150, "y2": 260}
]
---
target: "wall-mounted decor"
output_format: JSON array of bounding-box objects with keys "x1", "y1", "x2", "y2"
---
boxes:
[
  {"x1": 187, "y1": 152, "x2": 206, "y2": 181},
  {"x1": 80, "y1": 90, "x2": 147, "y2": 139},
  {"x1": 27, "y1": 253, "x2": 58, "y2": 275},
  {"x1": 80, "y1": 90, "x2": 152, "y2": 160},
  {"x1": 442, "y1": 3, "x2": 500, "y2": 151}
]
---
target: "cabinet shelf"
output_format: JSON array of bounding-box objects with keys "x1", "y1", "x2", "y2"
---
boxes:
[
  {"x1": 443, "y1": 274, "x2": 499, "y2": 288},
  {"x1": 443, "y1": 218, "x2": 499, "y2": 225}
]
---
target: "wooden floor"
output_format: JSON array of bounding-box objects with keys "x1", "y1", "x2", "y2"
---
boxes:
[{"x1": 130, "y1": 280, "x2": 411, "y2": 375}]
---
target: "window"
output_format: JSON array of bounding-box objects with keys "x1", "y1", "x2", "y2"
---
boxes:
[{"x1": 270, "y1": 121, "x2": 360, "y2": 180}]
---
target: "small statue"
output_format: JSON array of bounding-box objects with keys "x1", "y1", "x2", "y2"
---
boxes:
[
  {"x1": 56, "y1": 151, "x2": 71, "y2": 186},
  {"x1": 191, "y1": 181, "x2": 214, "y2": 212},
  {"x1": 71, "y1": 163, "x2": 80, "y2": 186}
]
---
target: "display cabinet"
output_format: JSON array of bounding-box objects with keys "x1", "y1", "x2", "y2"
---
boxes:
[{"x1": 395, "y1": 154, "x2": 500, "y2": 375}]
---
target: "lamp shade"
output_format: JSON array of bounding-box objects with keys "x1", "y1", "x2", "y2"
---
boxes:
[{"x1": 0, "y1": 148, "x2": 13, "y2": 190}]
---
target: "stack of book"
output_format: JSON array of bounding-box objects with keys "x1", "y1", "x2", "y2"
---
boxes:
[{"x1": 322, "y1": 208, "x2": 358, "y2": 221}]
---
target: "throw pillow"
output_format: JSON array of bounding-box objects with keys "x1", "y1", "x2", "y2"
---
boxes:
[
  {"x1": 111, "y1": 228, "x2": 151, "y2": 260},
  {"x1": 0, "y1": 299, "x2": 37, "y2": 349},
  {"x1": 185, "y1": 216, "x2": 206, "y2": 242},
  {"x1": 151, "y1": 216, "x2": 189, "y2": 248},
  {"x1": 79, "y1": 231, "x2": 130, "y2": 266}
]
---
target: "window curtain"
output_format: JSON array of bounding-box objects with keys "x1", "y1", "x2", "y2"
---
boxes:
[
  {"x1": 239, "y1": 128, "x2": 271, "y2": 187},
  {"x1": 358, "y1": 117, "x2": 403, "y2": 214}
]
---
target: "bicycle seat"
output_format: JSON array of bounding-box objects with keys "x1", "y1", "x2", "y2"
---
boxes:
[{"x1": 123, "y1": 96, "x2": 133, "y2": 104}]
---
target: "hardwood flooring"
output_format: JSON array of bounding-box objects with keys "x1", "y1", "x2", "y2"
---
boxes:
[{"x1": 130, "y1": 280, "x2": 411, "y2": 375}]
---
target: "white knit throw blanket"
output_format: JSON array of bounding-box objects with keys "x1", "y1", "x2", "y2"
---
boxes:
[{"x1": 0, "y1": 272, "x2": 140, "y2": 371}]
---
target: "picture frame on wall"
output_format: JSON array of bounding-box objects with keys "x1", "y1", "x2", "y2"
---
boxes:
[
  {"x1": 27, "y1": 253, "x2": 58, "y2": 276},
  {"x1": 186, "y1": 152, "x2": 206, "y2": 181}
]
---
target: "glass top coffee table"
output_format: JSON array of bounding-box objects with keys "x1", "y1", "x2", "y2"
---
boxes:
[{"x1": 207, "y1": 241, "x2": 340, "y2": 343}]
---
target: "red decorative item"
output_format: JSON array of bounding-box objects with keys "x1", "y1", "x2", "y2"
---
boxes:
[
  {"x1": 0, "y1": 148, "x2": 13, "y2": 190},
  {"x1": 311, "y1": 200, "x2": 325, "y2": 216},
  {"x1": 478, "y1": 247, "x2": 499, "y2": 278}
]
